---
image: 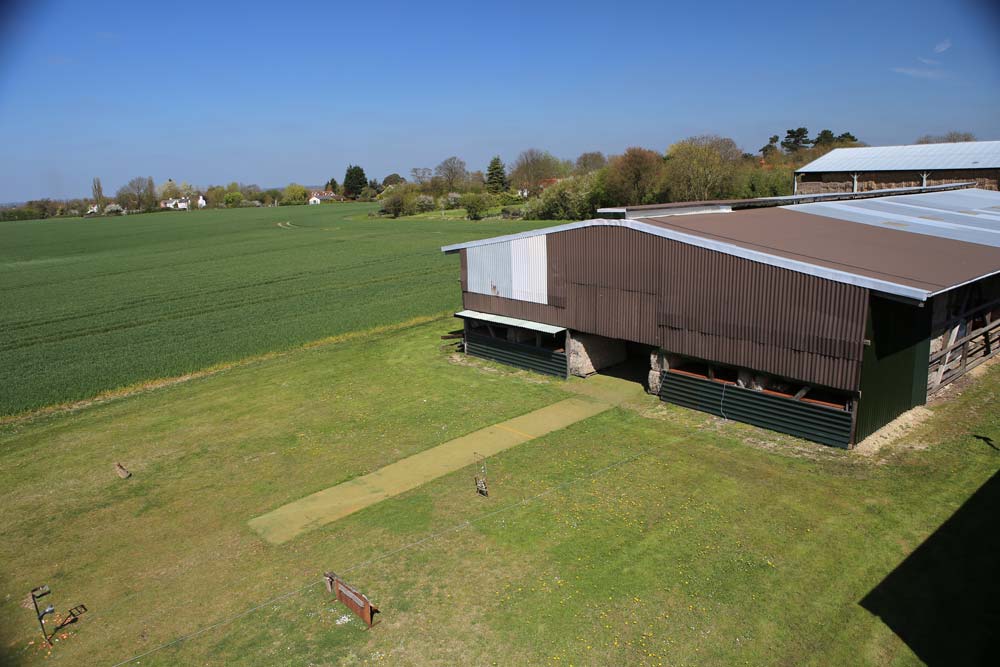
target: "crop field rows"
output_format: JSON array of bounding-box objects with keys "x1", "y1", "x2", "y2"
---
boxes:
[{"x1": 0, "y1": 204, "x2": 549, "y2": 416}]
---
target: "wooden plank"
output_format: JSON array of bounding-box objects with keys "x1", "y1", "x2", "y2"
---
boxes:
[{"x1": 932, "y1": 323, "x2": 962, "y2": 390}]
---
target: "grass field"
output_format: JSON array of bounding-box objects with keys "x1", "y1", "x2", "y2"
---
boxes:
[
  {"x1": 0, "y1": 204, "x2": 551, "y2": 417},
  {"x1": 1, "y1": 319, "x2": 997, "y2": 666}
]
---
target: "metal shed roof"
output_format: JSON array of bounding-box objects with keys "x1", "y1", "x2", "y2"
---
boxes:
[
  {"x1": 441, "y1": 189, "x2": 1000, "y2": 302},
  {"x1": 455, "y1": 310, "x2": 566, "y2": 334},
  {"x1": 795, "y1": 141, "x2": 1000, "y2": 173},
  {"x1": 784, "y1": 187, "x2": 1000, "y2": 247}
]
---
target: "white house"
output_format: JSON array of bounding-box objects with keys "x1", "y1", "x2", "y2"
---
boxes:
[
  {"x1": 161, "y1": 196, "x2": 207, "y2": 210},
  {"x1": 309, "y1": 190, "x2": 341, "y2": 205}
]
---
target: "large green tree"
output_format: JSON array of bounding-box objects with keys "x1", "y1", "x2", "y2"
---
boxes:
[
  {"x1": 485, "y1": 156, "x2": 507, "y2": 193},
  {"x1": 780, "y1": 127, "x2": 812, "y2": 152},
  {"x1": 343, "y1": 165, "x2": 367, "y2": 198},
  {"x1": 382, "y1": 173, "x2": 405, "y2": 187},
  {"x1": 602, "y1": 147, "x2": 666, "y2": 205}
]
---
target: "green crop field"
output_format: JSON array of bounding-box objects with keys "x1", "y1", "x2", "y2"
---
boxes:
[
  {"x1": 0, "y1": 319, "x2": 997, "y2": 666},
  {"x1": 0, "y1": 204, "x2": 550, "y2": 417}
]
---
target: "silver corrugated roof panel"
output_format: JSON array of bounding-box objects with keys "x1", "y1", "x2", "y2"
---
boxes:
[
  {"x1": 784, "y1": 188, "x2": 1000, "y2": 247},
  {"x1": 796, "y1": 141, "x2": 1000, "y2": 173},
  {"x1": 454, "y1": 310, "x2": 566, "y2": 334}
]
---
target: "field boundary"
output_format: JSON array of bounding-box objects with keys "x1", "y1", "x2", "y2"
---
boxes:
[{"x1": 0, "y1": 312, "x2": 453, "y2": 426}]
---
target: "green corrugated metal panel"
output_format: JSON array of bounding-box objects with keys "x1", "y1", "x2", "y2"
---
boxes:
[
  {"x1": 854, "y1": 296, "x2": 932, "y2": 442},
  {"x1": 660, "y1": 372, "x2": 854, "y2": 448},
  {"x1": 466, "y1": 333, "x2": 568, "y2": 378}
]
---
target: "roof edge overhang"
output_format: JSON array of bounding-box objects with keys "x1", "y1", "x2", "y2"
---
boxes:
[
  {"x1": 454, "y1": 310, "x2": 566, "y2": 334},
  {"x1": 441, "y1": 218, "x2": 933, "y2": 301}
]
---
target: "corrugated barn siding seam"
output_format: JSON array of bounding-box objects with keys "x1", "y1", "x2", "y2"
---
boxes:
[
  {"x1": 510, "y1": 235, "x2": 548, "y2": 304},
  {"x1": 462, "y1": 226, "x2": 869, "y2": 391},
  {"x1": 467, "y1": 241, "x2": 513, "y2": 298}
]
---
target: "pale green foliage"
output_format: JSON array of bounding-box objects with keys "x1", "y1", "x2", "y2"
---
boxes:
[
  {"x1": 522, "y1": 172, "x2": 607, "y2": 220},
  {"x1": 661, "y1": 136, "x2": 742, "y2": 202},
  {"x1": 282, "y1": 183, "x2": 308, "y2": 205}
]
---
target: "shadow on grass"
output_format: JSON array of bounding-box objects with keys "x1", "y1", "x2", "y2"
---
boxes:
[{"x1": 860, "y1": 468, "x2": 1000, "y2": 666}]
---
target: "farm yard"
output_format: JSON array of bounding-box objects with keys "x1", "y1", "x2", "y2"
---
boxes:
[
  {"x1": 0, "y1": 203, "x2": 551, "y2": 417},
  {"x1": 1, "y1": 205, "x2": 997, "y2": 666}
]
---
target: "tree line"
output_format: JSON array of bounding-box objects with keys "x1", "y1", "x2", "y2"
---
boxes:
[
  {"x1": 0, "y1": 129, "x2": 980, "y2": 222},
  {"x1": 376, "y1": 126, "x2": 881, "y2": 220}
]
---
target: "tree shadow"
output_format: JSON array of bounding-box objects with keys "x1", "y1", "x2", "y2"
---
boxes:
[
  {"x1": 973, "y1": 434, "x2": 998, "y2": 451},
  {"x1": 860, "y1": 469, "x2": 1000, "y2": 666}
]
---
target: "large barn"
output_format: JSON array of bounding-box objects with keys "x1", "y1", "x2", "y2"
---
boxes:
[
  {"x1": 794, "y1": 140, "x2": 1000, "y2": 195},
  {"x1": 442, "y1": 185, "x2": 1000, "y2": 448}
]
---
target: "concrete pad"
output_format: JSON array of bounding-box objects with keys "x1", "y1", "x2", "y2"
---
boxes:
[
  {"x1": 249, "y1": 396, "x2": 609, "y2": 544},
  {"x1": 564, "y1": 374, "x2": 648, "y2": 406}
]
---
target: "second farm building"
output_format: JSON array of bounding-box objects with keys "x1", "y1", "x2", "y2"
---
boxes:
[{"x1": 442, "y1": 185, "x2": 1000, "y2": 448}]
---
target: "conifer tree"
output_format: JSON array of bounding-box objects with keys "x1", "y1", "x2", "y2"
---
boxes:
[{"x1": 485, "y1": 156, "x2": 507, "y2": 194}]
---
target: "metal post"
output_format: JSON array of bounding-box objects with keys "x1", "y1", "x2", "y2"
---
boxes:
[
  {"x1": 792, "y1": 173, "x2": 799, "y2": 195},
  {"x1": 31, "y1": 590, "x2": 52, "y2": 647}
]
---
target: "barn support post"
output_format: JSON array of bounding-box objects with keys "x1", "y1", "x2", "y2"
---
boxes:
[{"x1": 851, "y1": 173, "x2": 859, "y2": 193}]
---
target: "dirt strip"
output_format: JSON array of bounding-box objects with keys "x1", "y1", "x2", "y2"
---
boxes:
[{"x1": 248, "y1": 396, "x2": 612, "y2": 544}]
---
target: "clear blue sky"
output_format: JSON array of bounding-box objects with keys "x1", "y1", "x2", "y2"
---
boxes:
[{"x1": 1, "y1": 0, "x2": 998, "y2": 201}]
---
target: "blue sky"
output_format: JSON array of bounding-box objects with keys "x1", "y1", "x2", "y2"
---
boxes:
[{"x1": 0, "y1": 0, "x2": 998, "y2": 201}]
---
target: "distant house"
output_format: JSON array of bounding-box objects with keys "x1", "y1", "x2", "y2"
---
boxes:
[
  {"x1": 160, "y1": 197, "x2": 191, "y2": 210},
  {"x1": 795, "y1": 140, "x2": 1000, "y2": 194},
  {"x1": 308, "y1": 191, "x2": 342, "y2": 205}
]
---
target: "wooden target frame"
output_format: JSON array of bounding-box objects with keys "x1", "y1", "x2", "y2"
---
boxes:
[{"x1": 324, "y1": 572, "x2": 379, "y2": 628}]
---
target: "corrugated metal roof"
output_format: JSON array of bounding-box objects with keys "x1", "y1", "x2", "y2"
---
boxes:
[
  {"x1": 444, "y1": 218, "x2": 929, "y2": 300},
  {"x1": 595, "y1": 182, "x2": 974, "y2": 216},
  {"x1": 784, "y1": 188, "x2": 1000, "y2": 247},
  {"x1": 796, "y1": 141, "x2": 1000, "y2": 173},
  {"x1": 440, "y1": 189, "x2": 1000, "y2": 302},
  {"x1": 454, "y1": 310, "x2": 566, "y2": 334}
]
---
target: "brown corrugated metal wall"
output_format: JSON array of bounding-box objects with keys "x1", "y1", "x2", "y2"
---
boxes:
[{"x1": 461, "y1": 226, "x2": 869, "y2": 391}]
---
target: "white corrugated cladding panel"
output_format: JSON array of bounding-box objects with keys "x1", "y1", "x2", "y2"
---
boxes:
[
  {"x1": 510, "y1": 235, "x2": 548, "y2": 303},
  {"x1": 467, "y1": 241, "x2": 513, "y2": 298},
  {"x1": 784, "y1": 188, "x2": 1000, "y2": 247},
  {"x1": 796, "y1": 141, "x2": 1000, "y2": 173}
]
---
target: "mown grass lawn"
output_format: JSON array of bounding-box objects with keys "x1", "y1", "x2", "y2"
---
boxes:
[
  {"x1": 0, "y1": 204, "x2": 553, "y2": 416},
  {"x1": 1, "y1": 318, "x2": 997, "y2": 666}
]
